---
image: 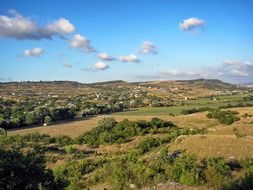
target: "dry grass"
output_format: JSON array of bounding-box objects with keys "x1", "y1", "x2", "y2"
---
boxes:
[
  {"x1": 8, "y1": 117, "x2": 102, "y2": 137},
  {"x1": 170, "y1": 134, "x2": 253, "y2": 159}
]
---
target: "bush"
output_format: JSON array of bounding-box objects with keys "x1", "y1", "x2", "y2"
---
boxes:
[
  {"x1": 76, "y1": 118, "x2": 176, "y2": 145},
  {"x1": 0, "y1": 128, "x2": 7, "y2": 136},
  {"x1": 170, "y1": 154, "x2": 204, "y2": 186},
  {"x1": 53, "y1": 159, "x2": 97, "y2": 190},
  {"x1": 55, "y1": 135, "x2": 74, "y2": 145},
  {"x1": 64, "y1": 145, "x2": 76, "y2": 154},
  {"x1": 181, "y1": 107, "x2": 209, "y2": 115},
  {"x1": 138, "y1": 137, "x2": 161, "y2": 153},
  {"x1": 205, "y1": 158, "x2": 231, "y2": 189},
  {"x1": 207, "y1": 109, "x2": 240, "y2": 125}
]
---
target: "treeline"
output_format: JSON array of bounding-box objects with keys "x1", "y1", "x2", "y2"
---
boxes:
[
  {"x1": 0, "y1": 98, "x2": 125, "y2": 130},
  {"x1": 0, "y1": 105, "x2": 76, "y2": 130}
]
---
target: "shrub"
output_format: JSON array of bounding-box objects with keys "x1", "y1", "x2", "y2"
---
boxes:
[
  {"x1": 205, "y1": 158, "x2": 231, "y2": 188},
  {"x1": 76, "y1": 118, "x2": 176, "y2": 145},
  {"x1": 207, "y1": 109, "x2": 240, "y2": 125},
  {"x1": 0, "y1": 128, "x2": 7, "y2": 136},
  {"x1": 181, "y1": 107, "x2": 209, "y2": 115},
  {"x1": 64, "y1": 145, "x2": 76, "y2": 154},
  {"x1": 53, "y1": 159, "x2": 97, "y2": 190},
  {"x1": 55, "y1": 135, "x2": 74, "y2": 145},
  {"x1": 138, "y1": 137, "x2": 161, "y2": 153},
  {"x1": 170, "y1": 154, "x2": 204, "y2": 186}
]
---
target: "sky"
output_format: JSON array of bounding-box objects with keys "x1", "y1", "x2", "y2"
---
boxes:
[{"x1": 0, "y1": 0, "x2": 253, "y2": 84}]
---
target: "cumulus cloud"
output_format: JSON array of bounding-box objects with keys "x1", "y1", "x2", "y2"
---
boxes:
[
  {"x1": 46, "y1": 18, "x2": 75, "y2": 35},
  {"x1": 119, "y1": 54, "x2": 140, "y2": 63},
  {"x1": 179, "y1": 17, "x2": 205, "y2": 31},
  {"x1": 24, "y1": 47, "x2": 44, "y2": 57},
  {"x1": 0, "y1": 10, "x2": 75, "y2": 40},
  {"x1": 94, "y1": 61, "x2": 109, "y2": 70},
  {"x1": 97, "y1": 53, "x2": 114, "y2": 61},
  {"x1": 140, "y1": 41, "x2": 157, "y2": 54},
  {"x1": 69, "y1": 34, "x2": 96, "y2": 52}
]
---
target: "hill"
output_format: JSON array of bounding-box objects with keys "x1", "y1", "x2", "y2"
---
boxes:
[{"x1": 0, "y1": 78, "x2": 249, "y2": 102}]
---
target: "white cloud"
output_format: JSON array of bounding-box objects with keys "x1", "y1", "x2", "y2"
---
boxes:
[
  {"x1": 69, "y1": 34, "x2": 95, "y2": 52},
  {"x1": 94, "y1": 61, "x2": 109, "y2": 70},
  {"x1": 119, "y1": 54, "x2": 140, "y2": 63},
  {"x1": 0, "y1": 10, "x2": 75, "y2": 40},
  {"x1": 162, "y1": 69, "x2": 207, "y2": 78},
  {"x1": 179, "y1": 17, "x2": 205, "y2": 31},
  {"x1": 46, "y1": 18, "x2": 75, "y2": 35},
  {"x1": 137, "y1": 59, "x2": 253, "y2": 83},
  {"x1": 162, "y1": 59, "x2": 253, "y2": 80},
  {"x1": 164, "y1": 69, "x2": 182, "y2": 76},
  {"x1": 24, "y1": 47, "x2": 43, "y2": 57},
  {"x1": 140, "y1": 41, "x2": 157, "y2": 54},
  {"x1": 223, "y1": 60, "x2": 240, "y2": 65},
  {"x1": 230, "y1": 69, "x2": 248, "y2": 77},
  {"x1": 97, "y1": 53, "x2": 114, "y2": 61},
  {"x1": 245, "y1": 60, "x2": 253, "y2": 66}
]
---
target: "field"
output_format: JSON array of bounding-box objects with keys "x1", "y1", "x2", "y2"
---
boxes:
[
  {"x1": 114, "y1": 94, "x2": 253, "y2": 116},
  {"x1": 8, "y1": 105, "x2": 253, "y2": 158}
]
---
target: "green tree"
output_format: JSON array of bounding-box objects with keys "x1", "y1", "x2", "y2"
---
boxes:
[
  {"x1": 44, "y1": 115, "x2": 53, "y2": 125},
  {"x1": 0, "y1": 148, "x2": 65, "y2": 190}
]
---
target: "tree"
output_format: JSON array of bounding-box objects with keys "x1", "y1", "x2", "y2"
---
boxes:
[
  {"x1": 25, "y1": 111, "x2": 40, "y2": 125},
  {"x1": 0, "y1": 148, "x2": 65, "y2": 190},
  {"x1": 44, "y1": 115, "x2": 53, "y2": 125},
  {"x1": 96, "y1": 117, "x2": 117, "y2": 131}
]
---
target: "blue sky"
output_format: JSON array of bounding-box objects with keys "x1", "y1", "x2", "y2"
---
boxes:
[{"x1": 0, "y1": 0, "x2": 253, "y2": 83}]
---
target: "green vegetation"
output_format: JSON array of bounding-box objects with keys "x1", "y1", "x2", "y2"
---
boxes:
[
  {"x1": 1, "y1": 116, "x2": 253, "y2": 189},
  {"x1": 114, "y1": 94, "x2": 253, "y2": 116},
  {"x1": 1, "y1": 81, "x2": 253, "y2": 189},
  {"x1": 0, "y1": 148, "x2": 65, "y2": 190},
  {"x1": 76, "y1": 117, "x2": 176, "y2": 145},
  {"x1": 207, "y1": 109, "x2": 240, "y2": 125},
  {"x1": 181, "y1": 107, "x2": 209, "y2": 115},
  {"x1": 138, "y1": 137, "x2": 161, "y2": 153}
]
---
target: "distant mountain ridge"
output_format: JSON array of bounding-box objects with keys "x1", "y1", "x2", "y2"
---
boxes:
[{"x1": 0, "y1": 78, "x2": 240, "y2": 88}]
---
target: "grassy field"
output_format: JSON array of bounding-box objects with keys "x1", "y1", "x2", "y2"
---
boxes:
[{"x1": 113, "y1": 94, "x2": 253, "y2": 116}]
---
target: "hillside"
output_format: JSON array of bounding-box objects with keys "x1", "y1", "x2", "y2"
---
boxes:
[
  {"x1": 0, "y1": 79, "x2": 249, "y2": 101},
  {"x1": 1, "y1": 79, "x2": 253, "y2": 190}
]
